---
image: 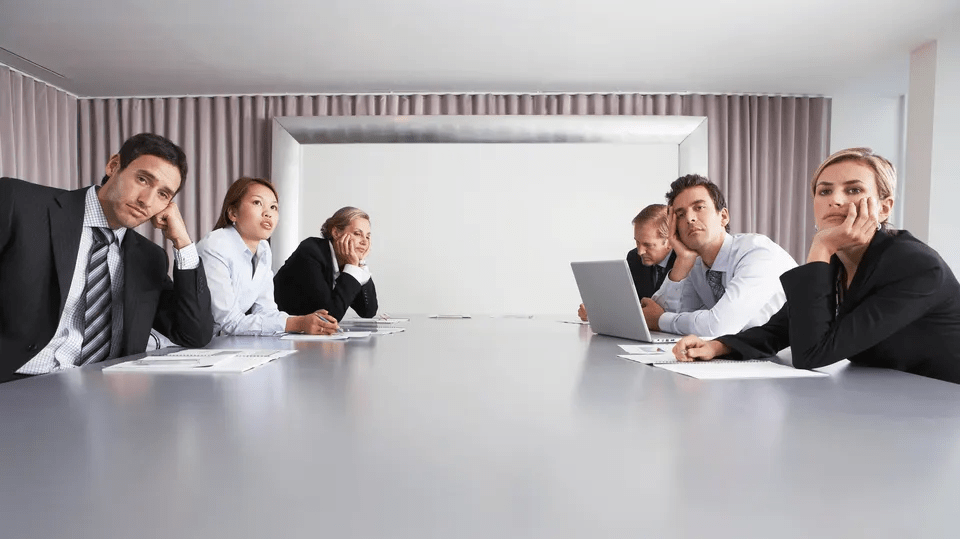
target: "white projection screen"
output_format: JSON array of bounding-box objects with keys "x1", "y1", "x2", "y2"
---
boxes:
[{"x1": 271, "y1": 116, "x2": 708, "y2": 316}]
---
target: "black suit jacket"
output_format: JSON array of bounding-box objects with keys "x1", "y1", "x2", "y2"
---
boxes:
[
  {"x1": 273, "y1": 237, "x2": 378, "y2": 320},
  {"x1": 627, "y1": 249, "x2": 676, "y2": 299},
  {"x1": 0, "y1": 177, "x2": 214, "y2": 383},
  {"x1": 718, "y1": 230, "x2": 960, "y2": 384}
]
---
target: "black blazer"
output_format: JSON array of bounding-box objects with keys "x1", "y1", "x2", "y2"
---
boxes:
[
  {"x1": 0, "y1": 177, "x2": 214, "y2": 383},
  {"x1": 273, "y1": 237, "x2": 378, "y2": 320},
  {"x1": 718, "y1": 230, "x2": 960, "y2": 384},
  {"x1": 627, "y1": 249, "x2": 676, "y2": 299}
]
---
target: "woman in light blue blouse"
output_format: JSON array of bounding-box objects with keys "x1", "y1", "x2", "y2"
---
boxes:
[{"x1": 197, "y1": 177, "x2": 339, "y2": 336}]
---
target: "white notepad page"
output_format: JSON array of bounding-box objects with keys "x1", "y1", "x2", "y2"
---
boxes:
[{"x1": 656, "y1": 361, "x2": 828, "y2": 380}]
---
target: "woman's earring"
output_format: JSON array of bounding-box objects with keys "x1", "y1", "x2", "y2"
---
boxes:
[
  {"x1": 877, "y1": 222, "x2": 882, "y2": 231},
  {"x1": 814, "y1": 224, "x2": 818, "y2": 231}
]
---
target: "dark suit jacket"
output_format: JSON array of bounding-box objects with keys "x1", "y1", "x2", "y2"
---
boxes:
[
  {"x1": 627, "y1": 249, "x2": 676, "y2": 299},
  {"x1": 0, "y1": 177, "x2": 214, "y2": 383},
  {"x1": 717, "y1": 230, "x2": 960, "y2": 384},
  {"x1": 273, "y1": 237, "x2": 378, "y2": 320}
]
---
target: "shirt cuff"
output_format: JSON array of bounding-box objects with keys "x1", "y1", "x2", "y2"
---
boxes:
[
  {"x1": 658, "y1": 311, "x2": 679, "y2": 334},
  {"x1": 652, "y1": 276, "x2": 684, "y2": 310},
  {"x1": 271, "y1": 312, "x2": 291, "y2": 334},
  {"x1": 342, "y1": 263, "x2": 371, "y2": 285},
  {"x1": 174, "y1": 243, "x2": 200, "y2": 270}
]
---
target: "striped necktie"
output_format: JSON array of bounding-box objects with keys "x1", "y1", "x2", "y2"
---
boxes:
[
  {"x1": 705, "y1": 269, "x2": 725, "y2": 303},
  {"x1": 78, "y1": 227, "x2": 114, "y2": 366}
]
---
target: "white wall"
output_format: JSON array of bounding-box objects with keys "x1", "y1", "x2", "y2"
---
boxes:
[
  {"x1": 298, "y1": 143, "x2": 678, "y2": 315},
  {"x1": 903, "y1": 42, "x2": 937, "y2": 241},
  {"x1": 904, "y1": 24, "x2": 960, "y2": 273},
  {"x1": 928, "y1": 31, "x2": 960, "y2": 273},
  {"x1": 829, "y1": 94, "x2": 905, "y2": 225}
]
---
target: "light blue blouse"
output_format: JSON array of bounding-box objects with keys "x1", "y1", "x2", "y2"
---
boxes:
[{"x1": 196, "y1": 226, "x2": 288, "y2": 335}]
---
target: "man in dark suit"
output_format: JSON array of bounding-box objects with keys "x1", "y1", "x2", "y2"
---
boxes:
[
  {"x1": 0, "y1": 133, "x2": 213, "y2": 383},
  {"x1": 578, "y1": 204, "x2": 674, "y2": 321}
]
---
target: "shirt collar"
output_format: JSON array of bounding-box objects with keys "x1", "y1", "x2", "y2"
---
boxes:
[
  {"x1": 706, "y1": 233, "x2": 734, "y2": 272},
  {"x1": 84, "y1": 186, "x2": 127, "y2": 245},
  {"x1": 657, "y1": 252, "x2": 672, "y2": 269},
  {"x1": 226, "y1": 224, "x2": 268, "y2": 262},
  {"x1": 328, "y1": 239, "x2": 341, "y2": 276}
]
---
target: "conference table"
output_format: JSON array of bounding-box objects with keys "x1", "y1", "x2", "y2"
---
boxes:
[{"x1": 2, "y1": 316, "x2": 959, "y2": 538}]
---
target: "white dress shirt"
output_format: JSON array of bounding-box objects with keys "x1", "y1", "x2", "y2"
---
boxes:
[
  {"x1": 197, "y1": 226, "x2": 289, "y2": 335},
  {"x1": 18, "y1": 186, "x2": 199, "y2": 374},
  {"x1": 652, "y1": 232, "x2": 797, "y2": 337},
  {"x1": 328, "y1": 241, "x2": 371, "y2": 287}
]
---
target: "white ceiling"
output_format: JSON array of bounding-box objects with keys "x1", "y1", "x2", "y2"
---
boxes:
[{"x1": 1, "y1": 0, "x2": 958, "y2": 98}]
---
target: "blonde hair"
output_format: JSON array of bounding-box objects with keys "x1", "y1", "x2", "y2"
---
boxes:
[
  {"x1": 632, "y1": 204, "x2": 669, "y2": 239},
  {"x1": 321, "y1": 206, "x2": 371, "y2": 239},
  {"x1": 810, "y1": 147, "x2": 897, "y2": 202}
]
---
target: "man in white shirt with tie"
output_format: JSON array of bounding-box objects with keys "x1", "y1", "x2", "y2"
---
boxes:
[{"x1": 641, "y1": 174, "x2": 797, "y2": 338}]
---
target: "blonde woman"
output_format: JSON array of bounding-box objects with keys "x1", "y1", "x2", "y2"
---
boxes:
[
  {"x1": 672, "y1": 148, "x2": 960, "y2": 384},
  {"x1": 274, "y1": 206, "x2": 378, "y2": 320}
]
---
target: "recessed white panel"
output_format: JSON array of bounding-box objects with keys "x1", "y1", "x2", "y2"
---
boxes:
[{"x1": 295, "y1": 143, "x2": 678, "y2": 315}]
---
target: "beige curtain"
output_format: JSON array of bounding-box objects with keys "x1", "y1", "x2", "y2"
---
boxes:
[
  {"x1": 0, "y1": 64, "x2": 78, "y2": 189},
  {"x1": 77, "y1": 93, "x2": 830, "y2": 262}
]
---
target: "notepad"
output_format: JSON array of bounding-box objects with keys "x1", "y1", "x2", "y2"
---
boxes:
[
  {"x1": 341, "y1": 318, "x2": 406, "y2": 326},
  {"x1": 104, "y1": 349, "x2": 295, "y2": 374},
  {"x1": 618, "y1": 353, "x2": 685, "y2": 365},
  {"x1": 280, "y1": 334, "x2": 349, "y2": 341},
  {"x1": 656, "y1": 361, "x2": 828, "y2": 380},
  {"x1": 619, "y1": 344, "x2": 673, "y2": 355},
  {"x1": 369, "y1": 327, "x2": 405, "y2": 335}
]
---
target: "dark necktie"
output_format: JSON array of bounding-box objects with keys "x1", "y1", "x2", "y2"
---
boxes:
[
  {"x1": 652, "y1": 264, "x2": 667, "y2": 289},
  {"x1": 705, "y1": 269, "x2": 725, "y2": 303},
  {"x1": 79, "y1": 228, "x2": 114, "y2": 366}
]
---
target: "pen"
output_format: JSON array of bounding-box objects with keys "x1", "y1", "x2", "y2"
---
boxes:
[{"x1": 316, "y1": 312, "x2": 344, "y2": 333}]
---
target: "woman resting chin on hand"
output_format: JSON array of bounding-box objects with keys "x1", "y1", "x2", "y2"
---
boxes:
[
  {"x1": 273, "y1": 206, "x2": 379, "y2": 322},
  {"x1": 671, "y1": 148, "x2": 960, "y2": 384}
]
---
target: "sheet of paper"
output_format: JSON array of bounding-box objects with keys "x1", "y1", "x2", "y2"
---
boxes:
[
  {"x1": 281, "y1": 334, "x2": 350, "y2": 341},
  {"x1": 341, "y1": 318, "x2": 405, "y2": 326},
  {"x1": 656, "y1": 361, "x2": 829, "y2": 380},
  {"x1": 617, "y1": 353, "x2": 677, "y2": 365},
  {"x1": 370, "y1": 328, "x2": 405, "y2": 335},
  {"x1": 618, "y1": 344, "x2": 673, "y2": 355},
  {"x1": 560, "y1": 320, "x2": 590, "y2": 325},
  {"x1": 104, "y1": 349, "x2": 295, "y2": 374}
]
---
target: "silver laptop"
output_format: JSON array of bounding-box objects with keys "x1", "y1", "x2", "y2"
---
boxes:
[{"x1": 571, "y1": 260, "x2": 682, "y2": 343}]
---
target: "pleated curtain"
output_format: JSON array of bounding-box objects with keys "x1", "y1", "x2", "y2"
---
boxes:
[
  {"x1": 0, "y1": 64, "x2": 78, "y2": 189},
  {"x1": 67, "y1": 92, "x2": 828, "y2": 263}
]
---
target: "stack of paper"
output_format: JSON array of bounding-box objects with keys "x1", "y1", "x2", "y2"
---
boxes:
[
  {"x1": 615, "y1": 345, "x2": 828, "y2": 380},
  {"x1": 280, "y1": 332, "x2": 366, "y2": 341},
  {"x1": 340, "y1": 319, "x2": 407, "y2": 335},
  {"x1": 617, "y1": 344, "x2": 677, "y2": 364},
  {"x1": 341, "y1": 318, "x2": 408, "y2": 327},
  {"x1": 104, "y1": 349, "x2": 296, "y2": 374}
]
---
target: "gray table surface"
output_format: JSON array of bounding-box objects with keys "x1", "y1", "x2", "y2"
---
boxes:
[{"x1": 2, "y1": 316, "x2": 959, "y2": 539}]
